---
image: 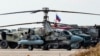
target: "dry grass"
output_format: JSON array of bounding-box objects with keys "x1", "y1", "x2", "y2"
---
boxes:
[{"x1": 75, "y1": 43, "x2": 100, "y2": 56}]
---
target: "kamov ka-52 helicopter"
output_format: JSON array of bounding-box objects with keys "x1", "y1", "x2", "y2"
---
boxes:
[{"x1": 0, "y1": 7, "x2": 100, "y2": 51}]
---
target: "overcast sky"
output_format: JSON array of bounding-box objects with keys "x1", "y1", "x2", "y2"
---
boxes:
[{"x1": 0, "y1": 0, "x2": 100, "y2": 29}]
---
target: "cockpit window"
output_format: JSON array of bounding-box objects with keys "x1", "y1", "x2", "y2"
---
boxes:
[
  {"x1": 71, "y1": 30, "x2": 83, "y2": 35},
  {"x1": 63, "y1": 31, "x2": 69, "y2": 35}
]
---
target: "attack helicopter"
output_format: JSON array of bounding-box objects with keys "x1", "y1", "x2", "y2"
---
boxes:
[{"x1": 0, "y1": 7, "x2": 100, "y2": 50}]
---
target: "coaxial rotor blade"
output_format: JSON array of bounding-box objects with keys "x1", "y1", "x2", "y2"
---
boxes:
[
  {"x1": 0, "y1": 9, "x2": 100, "y2": 16},
  {"x1": 0, "y1": 22, "x2": 43, "y2": 27},
  {"x1": 49, "y1": 10, "x2": 100, "y2": 16},
  {"x1": 50, "y1": 22, "x2": 63, "y2": 24},
  {"x1": 0, "y1": 7, "x2": 100, "y2": 16},
  {"x1": 0, "y1": 10, "x2": 42, "y2": 15}
]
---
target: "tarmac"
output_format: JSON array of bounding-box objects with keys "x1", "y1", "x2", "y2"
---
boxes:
[{"x1": 0, "y1": 49, "x2": 84, "y2": 56}]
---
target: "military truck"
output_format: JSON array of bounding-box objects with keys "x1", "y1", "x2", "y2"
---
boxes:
[{"x1": 0, "y1": 29, "x2": 28, "y2": 49}]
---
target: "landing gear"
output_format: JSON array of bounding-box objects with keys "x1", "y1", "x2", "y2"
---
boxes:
[
  {"x1": 28, "y1": 45, "x2": 34, "y2": 51},
  {"x1": 42, "y1": 44, "x2": 49, "y2": 50},
  {"x1": 64, "y1": 44, "x2": 72, "y2": 50},
  {"x1": 71, "y1": 43, "x2": 81, "y2": 49},
  {"x1": 53, "y1": 44, "x2": 59, "y2": 49},
  {"x1": 17, "y1": 44, "x2": 21, "y2": 49}
]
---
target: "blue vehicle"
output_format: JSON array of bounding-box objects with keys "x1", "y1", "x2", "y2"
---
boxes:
[
  {"x1": 69, "y1": 29, "x2": 97, "y2": 48},
  {"x1": 63, "y1": 30, "x2": 83, "y2": 49}
]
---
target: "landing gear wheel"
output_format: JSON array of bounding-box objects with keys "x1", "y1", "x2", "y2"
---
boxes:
[
  {"x1": 67, "y1": 45, "x2": 72, "y2": 50},
  {"x1": 43, "y1": 44, "x2": 49, "y2": 50},
  {"x1": 64, "y1": 44, "x2": 71, "y2": 50},
  {"x1": 71, "y1": 43, "x2": 81, "y2": 49},
  {"x1": 28, "y1": 45, "x2": 33, "y2": 51},
  {"x1": 83, "y1": 44, "x2": 90, "y2": 49},
  {"x1": 17, "y1": 44, "x2": 21, "y2": 49},
  {"x1": 53, "y1": 44, "x2": 59, "y2": 49},
  {"x1": 0, "y1": 40, "x2": 8, "y2": 49},
  {"x1": 8, "y1": 42, "x2": 18, "y2": 49}
]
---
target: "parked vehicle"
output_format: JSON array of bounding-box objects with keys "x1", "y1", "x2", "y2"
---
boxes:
[
  {"x1": 0, "y1": 29, "x2": 25, "y2": 49},
  {"x1": 69, "y1": 29, "x2": 98, "y2": 48},
  {"x1": 63, "y1": 30, "x2": 83, "y2": 49}
]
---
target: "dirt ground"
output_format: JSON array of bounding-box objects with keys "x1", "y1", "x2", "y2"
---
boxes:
[{"x1": 0, "y1": 49, "x2": 83, "y2": 56}]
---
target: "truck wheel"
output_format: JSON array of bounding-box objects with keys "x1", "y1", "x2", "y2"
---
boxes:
[
  {"x1": 28, "y1": 45, "x2": 33, "y2": 51},
  {"x1": 0, "y1": 40, "x2": 8, "y2": 49},
  {"x1": 8, "y1": 42, "x2": 18, "y2": 49}
]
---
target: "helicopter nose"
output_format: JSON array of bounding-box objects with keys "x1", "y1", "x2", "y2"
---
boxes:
[{"x1": 71, "y1": 36, "x2": 83, "y2": 43}]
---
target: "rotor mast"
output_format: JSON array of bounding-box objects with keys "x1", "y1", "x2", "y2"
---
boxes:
[
  {"x1": 42, "y1": 7, "x2": 53, "y2": 35},
  {"x1": 43, "y1": 7, "x2": 49, "y2": 21}
]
